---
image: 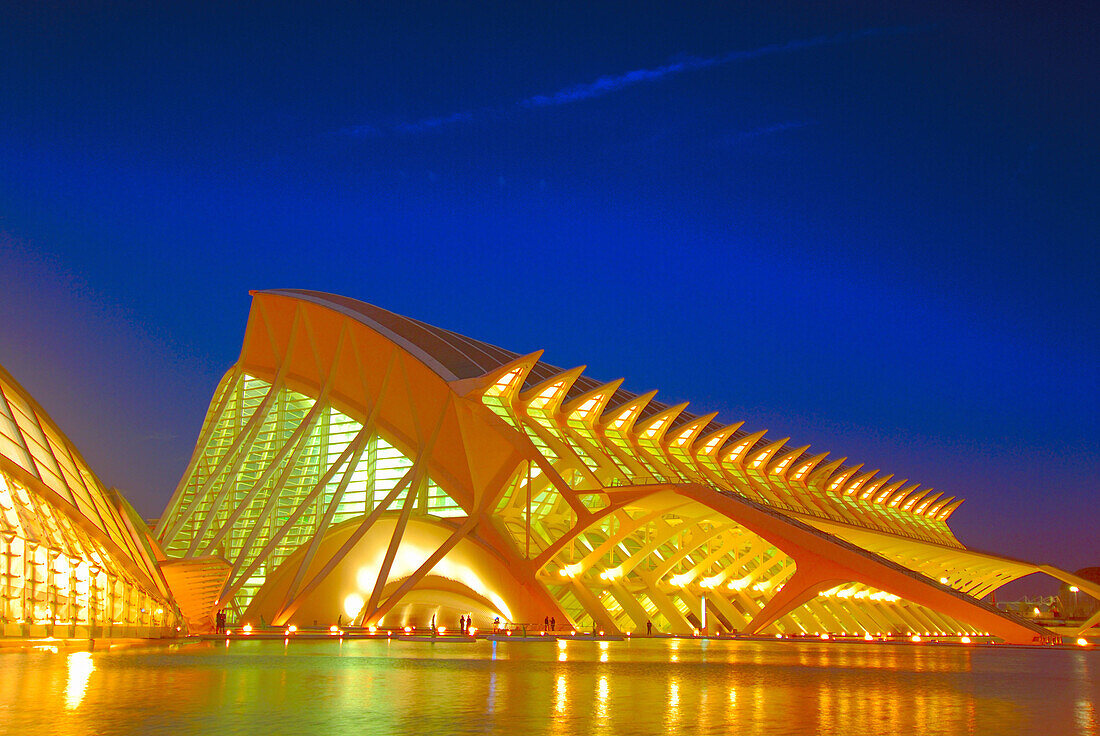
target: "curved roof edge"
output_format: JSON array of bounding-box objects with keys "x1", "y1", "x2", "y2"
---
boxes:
[
  {"x1": 258, "y1": 289, "x2": 522, "y2": 382},
  {"x1": 254, "y1": 290, "x2": 944, "y2": 500},
  {"x1": 256, "y1": 289, "x2": 712, "y2": 428}
]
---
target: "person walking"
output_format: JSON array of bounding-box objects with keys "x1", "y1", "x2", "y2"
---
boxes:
[
  {"x1": 646, "y1": 620, "x2": 652, "y2": 636},
  {"x1": 550, "y1": 616, "x2": 555, "y2": 631}
]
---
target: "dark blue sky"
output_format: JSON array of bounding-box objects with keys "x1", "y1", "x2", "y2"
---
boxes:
[{"x1": 1, "y1": 2, "x2": 1096, "y2": 589}]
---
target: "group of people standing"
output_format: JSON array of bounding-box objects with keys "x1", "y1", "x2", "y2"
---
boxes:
[{"x1": 208, "y1": 610, "x2": 662, "y2": 636}]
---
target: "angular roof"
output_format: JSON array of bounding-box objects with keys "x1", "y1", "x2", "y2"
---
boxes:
[
  {"x1": 0, "y1": 362, "x2": 167, "y2": 592},
  {"x1": 263, "y1": 289, "x2": 733, "y2": 439}
]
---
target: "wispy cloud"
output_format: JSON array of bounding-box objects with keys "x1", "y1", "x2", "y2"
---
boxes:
[
  {"x1": 722, "y1": 120, "x2": 816, "y2": 144},
  {"x1": 395, "y1": 111, "x2": 475, "y2": 134},
  {"x1": 341, "y1": 26, "x2": 920, "y2": 137},
  {"x1": 518, "y1": 58, "x2": 707, "y2": 109}
]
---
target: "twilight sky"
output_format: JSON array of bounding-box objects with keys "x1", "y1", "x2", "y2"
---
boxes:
[{"x1": 0, "y1": 2, "x2": 1096, "y2": 590}]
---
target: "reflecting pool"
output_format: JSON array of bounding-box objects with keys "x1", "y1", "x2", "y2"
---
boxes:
[{"x1": 0, "y1": 638, "x2": 1096, "y2": 735}]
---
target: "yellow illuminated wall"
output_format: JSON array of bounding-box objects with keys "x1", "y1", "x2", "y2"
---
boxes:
[
  {"x1": 157, "y1": 372, "x2": 465, "y2": 620},
  {"x1": 0, "y1": 365, "x2": 178, "y2": 639}
]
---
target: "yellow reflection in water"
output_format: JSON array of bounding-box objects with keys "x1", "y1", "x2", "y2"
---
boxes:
[
  {"x1": 0, "y1": 637, "x2": 1087, "y2": 735},
  {"x1": 1075, "y1": 653, "x2": 1097, "y2": 736},
  {"x1": 663, "y1": 676, "x2": 681, "y2": 734},
  {"x1": 486, "y1": 672, "x2": 497, "y2": 715},
  {"x1": 818, "y1": 674, "x2": 833, "y2": 729},
  {"x1": 65, "y1": 651, "x2": 94, "y2": 710},
  {"x1": 1077, "y1": 698, "x2": 1097, "y2": 735},
  {"x1": 596, "y1": 676, "x2": 609, "y2": 728}
]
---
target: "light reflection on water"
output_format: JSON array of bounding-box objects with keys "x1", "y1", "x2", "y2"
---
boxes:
[
  {"x1": 0, "y1": 638, "x2": 1096, "y2": 735},
  {"x1": 63, "y1": 651, "x2": 94, "y2": 710}
]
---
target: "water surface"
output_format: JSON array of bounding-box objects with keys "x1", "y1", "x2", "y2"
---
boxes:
[{"x1": 0, "y1": 638, "x2": 1096, "y2": 735}]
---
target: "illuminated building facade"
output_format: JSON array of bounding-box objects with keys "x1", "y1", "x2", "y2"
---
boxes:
[
  {"x1": 156, "y1": 290, "x2": 1097, "y2": 642},
  {"x1": 0, "y1": 365, "x2": 179, "y2": 639}
]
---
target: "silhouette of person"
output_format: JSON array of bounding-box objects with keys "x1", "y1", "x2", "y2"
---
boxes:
[{"x1": 646, "y1": 620, "x2": 652, "y2": 636}]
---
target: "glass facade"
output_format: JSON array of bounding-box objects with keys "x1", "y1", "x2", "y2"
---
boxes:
[
  {"x1": 474, "y1": 367, "x2": 993, "y2": 634},
  {"x1": 157, "y1": 372, "x2": 460, "y2": 618},
  {"x1": 0, "y1": 367, "x2": 177, "y2": 638}
]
